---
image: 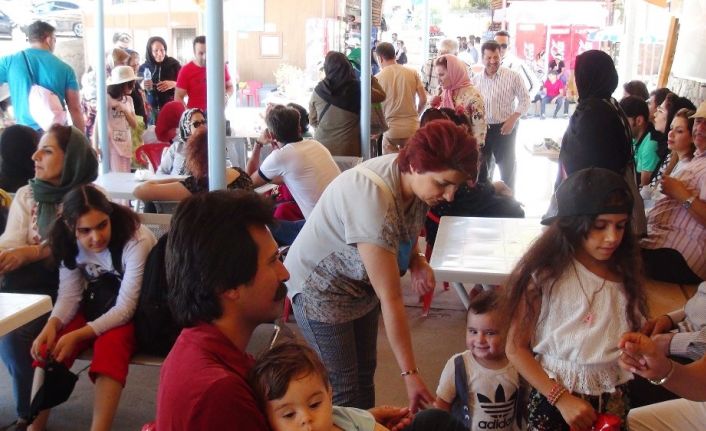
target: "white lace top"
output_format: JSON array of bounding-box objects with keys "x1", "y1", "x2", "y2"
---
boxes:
[{"x1": 532, "y1": 259, "x2": 634, "y2": 395}]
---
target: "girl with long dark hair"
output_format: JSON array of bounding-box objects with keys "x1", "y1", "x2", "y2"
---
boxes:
[
  {"x1": 31, "y1": 185, "x2": 156, "y2": 430},
  {"x1": 506, "y1": 168, "x2": 647, "y2": 430}
]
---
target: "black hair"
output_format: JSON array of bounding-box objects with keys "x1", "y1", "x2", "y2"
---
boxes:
[
  {"x1": 619, "y1": 96, "x2": 650, "y2": 122},
  {"x1": 26, "y1": 21, "x2": 55, "y2": 42},
  {"x1": 286, "y1": 103, "x2": 309, "y2": 134},
  {"x1": 249, "y1": 342, "x2": 331, "y2": 407},
  {"x1": 481, "y1": 40, "x2": 501, "y2": 56},
  {"x1": 663, "y1": 94, "x2": 697, "y2": 135},
  {"x1": 107, "y1": 82, "x2": 134, "y2": 100},
  {"x1": 49, "y1": 185, "x2": 140, "y2": 270},
  {"x1": 467, "y1": 290, "x2": 500, "y2": 318},
  {"x1": 265, "y1": 105, "x2": 302, "y2": 144},
  {"x1": 375, "y1": 42, "x2": 396, "y2": 61},
  {"x1": 495, "y1": 30, "x2": 510, "y2": 39},
  {"x1": 47, "y1": 124, "x2": 73, "y2": 152},
  {"x1": 193, "y1": 35, "x2": 206, "y2": 49},
  {"x1": 504, "y1": 207, "x2": 647, "y2": 336},
  {"x1": 166, "y1": 190, "x2": 274, "y2": 327},
  {"x1": 622, "y1": 80, "x2": 649, "y2": 101},
  {"x1": 649, "y1": 87, "x2": 671, "y2": 107}
]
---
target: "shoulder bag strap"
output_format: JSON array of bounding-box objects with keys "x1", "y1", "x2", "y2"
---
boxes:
[
  {"x1": 318, "y1": 102, "x2": 332, "y2": 123},
  {"x1": 355, "y1": 165, "x2": 394, "y2": 201},
  {"x1": 21, "y1": 51, "x2": 37, "y2": 85}
]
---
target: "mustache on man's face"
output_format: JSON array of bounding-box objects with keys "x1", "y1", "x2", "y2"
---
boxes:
[{"x1": 273, "y1": 282, "x2": 288, "y2": 302}]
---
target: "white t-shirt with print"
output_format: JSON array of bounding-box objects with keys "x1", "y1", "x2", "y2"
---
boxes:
[
  {"x1": 436, "y1": 350, "x2": 520, "y2": 431},
  {"x1": 284, "y1": 154, "x2": 427, "y2": 324},
  {"x1": 258, "y1": 139, "x2": 340, "y2": 219}
]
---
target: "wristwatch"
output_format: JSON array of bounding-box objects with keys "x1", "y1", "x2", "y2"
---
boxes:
[{"x1": 682, "y1": 195, "x2": 697, "y2": 210}]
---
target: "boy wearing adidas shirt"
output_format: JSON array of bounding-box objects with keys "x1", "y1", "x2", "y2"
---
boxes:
[{"x1": 435, "y1": 290, "x2": 520, "y2": 430}]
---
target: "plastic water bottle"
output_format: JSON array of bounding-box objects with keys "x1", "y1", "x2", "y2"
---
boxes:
[{"x1": 143, "y1": 68, "x2": 152, "y2": 85}]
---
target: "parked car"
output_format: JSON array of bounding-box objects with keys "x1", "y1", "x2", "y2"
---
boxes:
[
  {"x1": 21, "y1": 1, "x2": 82, "y2": 38},
  {"x1": 0, "y1": 10, "x2": 13, "y2": 38}
]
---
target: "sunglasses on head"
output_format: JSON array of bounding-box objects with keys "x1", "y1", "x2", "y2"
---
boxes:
[{"x1": 191, "y1": 120, "x2": 207, "y2": 128}]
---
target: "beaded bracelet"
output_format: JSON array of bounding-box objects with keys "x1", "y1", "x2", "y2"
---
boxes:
[{"x1": 547, "y1": 381, "x2": 568, "y2": 406}]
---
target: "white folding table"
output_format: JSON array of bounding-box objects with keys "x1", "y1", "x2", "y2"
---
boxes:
[
  {"x1": 93, "y1": 172, "x2": 185, "y2": 201},
  {"x1": 0, "y1": 293, "x2": 52, "y2": 337},
  {"x1": 429, "y1": 216, "x2": 544, "y2": 308}
]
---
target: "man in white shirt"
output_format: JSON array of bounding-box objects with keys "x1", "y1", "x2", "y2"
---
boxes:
[
  {"x1": 247, "y1": 105, "x2": 340, "y2": 220},
  {"x1": 473, "y1": 40, "x2": 530, "y2": 190},
  {"x1": 495, "y1": 30, "x2": 541, "y2": 102},
  {"x1": 374, "y1": 42, "x2": 426, "y2": 154}
]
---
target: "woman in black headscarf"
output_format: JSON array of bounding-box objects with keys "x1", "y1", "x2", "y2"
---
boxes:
[
  {"x1": 556, "y1": 49, "x2": 646, "y2": 234},
  {"x1": 138, "y1": 36, "x2": 181, "y2": 124},
  {"x1": 309, "y1": 51, "x2": 385, "y2": 157},
  {"x1": 0, "y1": 125, "x2": 39, "y2": 193}
]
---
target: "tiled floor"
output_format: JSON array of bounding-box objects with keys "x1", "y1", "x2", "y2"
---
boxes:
[{"x1": 0, "y1": 116, "x2": 695, "y2": 429}]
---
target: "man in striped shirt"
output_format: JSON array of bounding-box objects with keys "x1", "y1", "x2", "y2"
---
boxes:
[{"x1": 473, "y1": 40, "x2": 530, "y2": 190}]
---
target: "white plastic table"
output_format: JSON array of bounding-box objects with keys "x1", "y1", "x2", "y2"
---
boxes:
[
  {"x1": 93, "y1": 172, "x2": 185, "y2": 201},
  {"x1": 429, "y1": 216, "x2": 544, "y2": 308},
  {"x1": 0, "y1": 293, "x2": 52, "y2": 337}
]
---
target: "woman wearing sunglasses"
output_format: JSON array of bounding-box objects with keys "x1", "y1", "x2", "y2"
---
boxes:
[
  {"x1": 157, "y1": 107, "x2": 202, "y2": 175},
  {"x1": 134, "y1": 127, "x2": 253, "y2": 202}
]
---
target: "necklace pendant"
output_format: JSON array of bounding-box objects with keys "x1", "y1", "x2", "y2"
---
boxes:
[{"x1": 583, "y1": 312, "x2": 594, "y2": 325}]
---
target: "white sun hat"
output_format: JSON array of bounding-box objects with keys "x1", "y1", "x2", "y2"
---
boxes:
[{"x1": 107, "y1": 65, "x2": 141, "y2": 86}]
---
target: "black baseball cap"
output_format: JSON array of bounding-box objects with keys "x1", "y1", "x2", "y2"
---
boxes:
[{"x1": 542, "y1": 167, "x2": 633, "y2": 225}]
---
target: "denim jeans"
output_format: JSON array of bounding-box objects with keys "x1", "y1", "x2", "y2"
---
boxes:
[
  {"x1": 0, "y1": 313, "x2": 49, "y2": 420},
  {"x1": 292, "y1": 297, "x2": 380, "y2": 409}
]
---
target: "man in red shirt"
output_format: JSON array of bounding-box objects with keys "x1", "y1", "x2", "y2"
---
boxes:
[
  {"x1": 156, "y1": 191, "x2": 288, "y2": 430},
  {"x1": 174, "y1": 35, "x2": 234, "y2": 111},
  {"x1": 533, "y1": 70, "x2": 568, "y2": 119},
  {"x1": 154, "y1": 191, "x2": 435, "y2": 431}
]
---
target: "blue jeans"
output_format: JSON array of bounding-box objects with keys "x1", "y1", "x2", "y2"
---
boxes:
[
  {"x1": 292, "y1": 297, "x2": 380, "y2": 409},
  {"x1": 0, "y1": 313, "x2": 49, "y2": 419}
]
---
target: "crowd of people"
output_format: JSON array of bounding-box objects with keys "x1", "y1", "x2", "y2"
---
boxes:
[{"x1": 0, "y1": 18, "x2": 705, "y2": 431}]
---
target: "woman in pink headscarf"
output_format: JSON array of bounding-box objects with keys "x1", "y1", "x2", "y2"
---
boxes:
[{"x1": 432, "y1": 54, "x2": 487, "y2": 147}]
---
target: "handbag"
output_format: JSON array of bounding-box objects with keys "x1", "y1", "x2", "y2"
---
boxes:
[
  {"x1": 81, "y1": 272, "x2": 121, "y2": 322},
  {"x1": 80, "y1": 246, "x2": 124, "y2": 321},
  {"x1": 22, "y1": 51, "x2": 67, "y2": 130},
  {"x1": 370, "y1": 102, "x2": 389, "y2": 136}
]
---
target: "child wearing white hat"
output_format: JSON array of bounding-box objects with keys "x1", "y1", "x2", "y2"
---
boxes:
[{"x1": 104, "y1": 65, "x2": 140, "y2": 172}]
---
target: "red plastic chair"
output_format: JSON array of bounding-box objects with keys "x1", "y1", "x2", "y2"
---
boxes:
[
  {"x1": 241, "y1": 80, "x2": 263, "y2": 107},
  {"x1": 135, "y1": 142, "x2": 171, "y2": 172}
]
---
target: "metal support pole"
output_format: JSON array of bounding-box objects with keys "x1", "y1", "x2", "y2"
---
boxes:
[
  {"x1": 360, "y1": 0, "x2": 371, "y2": 159},
  {"x1": 96, "y1": 0, "x2": 109, "y2": 173},
  {"x1": 206, "y1": 0, "x2": 225, "y2": 190},
  {"x1": 422, "y1": 0, "x2": 430, "y2": 65}
]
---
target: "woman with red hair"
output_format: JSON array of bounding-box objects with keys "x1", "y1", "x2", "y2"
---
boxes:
[
  {"x1": 284, "y1": 120, "x2": 479, "y2": 412},
  {"x1": 134, "y1": 128, "x2": 252, "y2": 201}
]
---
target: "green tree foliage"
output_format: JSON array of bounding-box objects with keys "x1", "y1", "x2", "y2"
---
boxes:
[{"x1": 450, "y1": 0, "x2": 491, "y2": 11}]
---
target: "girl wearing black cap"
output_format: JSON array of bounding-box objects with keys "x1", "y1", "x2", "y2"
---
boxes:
[{"x1": 505, "y1": 167, "x2": 647, "y2": 430}]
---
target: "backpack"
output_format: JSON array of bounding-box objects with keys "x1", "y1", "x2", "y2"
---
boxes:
[
  {"x1": 22, "y1": 51, "x2": 67, "y2": 130},
  {"x1": 133, "y1": 234, "x2": 180, "y2": 356},
  {"x1": 449, "y1": 355, "x2": 471, "y2": 430}
]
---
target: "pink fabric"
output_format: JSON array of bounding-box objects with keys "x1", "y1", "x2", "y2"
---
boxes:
[{"x1": 439, "y1": 55, "x2": 471, "y2": 109}]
